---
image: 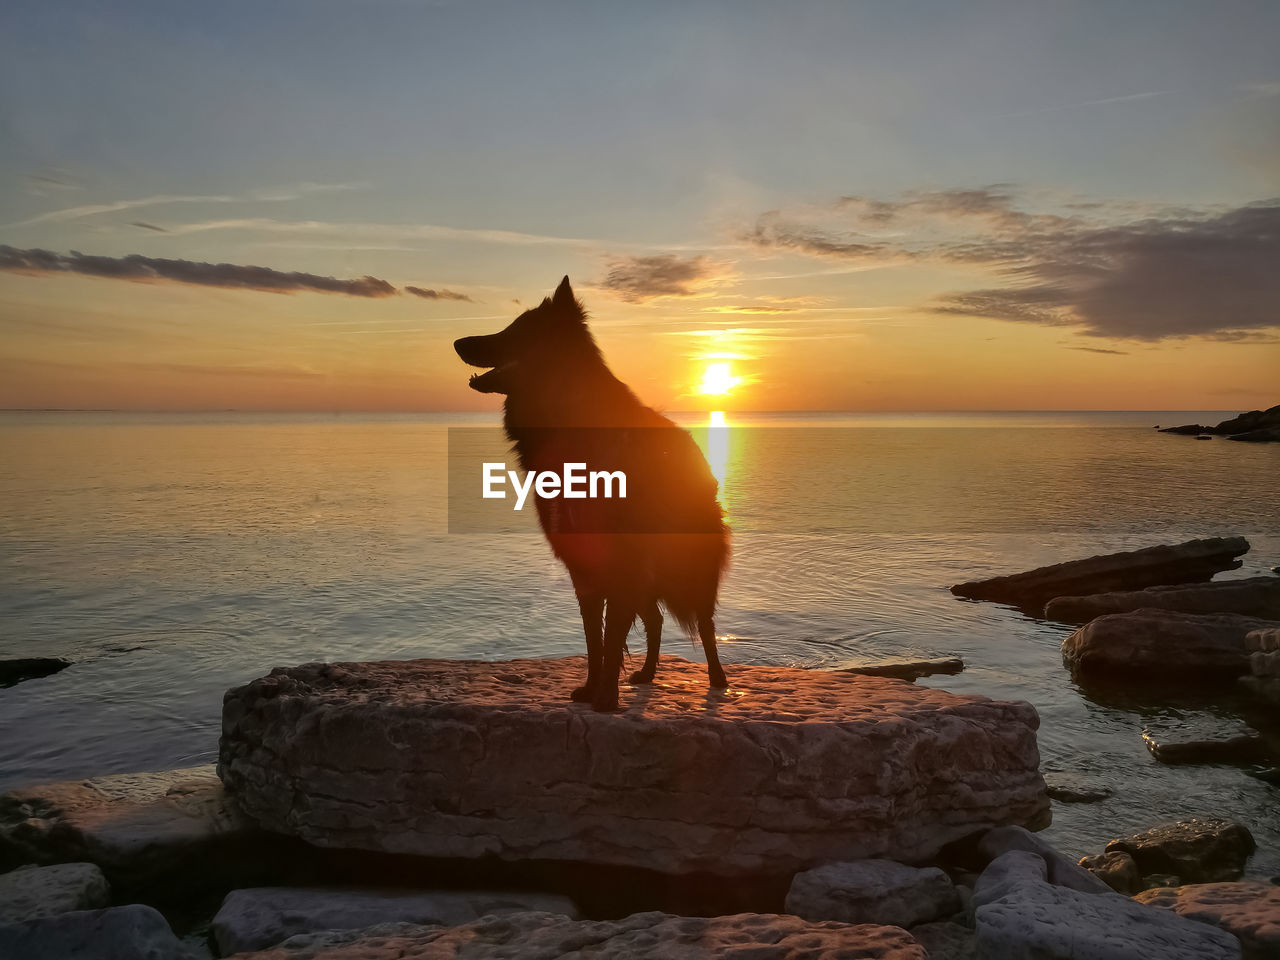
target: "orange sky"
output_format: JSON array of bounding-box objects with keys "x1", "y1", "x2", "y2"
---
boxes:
[{"x1": 3, "y1": 3, "x2": 1278, "y2": 412}]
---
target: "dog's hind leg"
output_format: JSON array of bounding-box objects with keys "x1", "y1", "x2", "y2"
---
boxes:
[
  {"x1": 629, "y1": 599, "x2": 662, "y2": 685},
  {"x1": 571, "y1": 592, "x2": 604, "y2": 703},
  {"x1": 592, "y1": 597, "x2": 636, "y2": 713},
  {"x1": 698, "y1": 613, "x2": 729, "y2": 689}
]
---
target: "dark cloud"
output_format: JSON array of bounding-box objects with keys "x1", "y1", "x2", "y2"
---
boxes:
[
  {"x1": 0, "y1": 245, "x2": 397, "y2": 298},
  {"x1": 130, "y1": 221, "x2": 168, "y2": 232},
  {"x1": 1069, "y1": 346, "x2": 1129, "y2": 355},
  {"x1": 600, "y1": 254, "x2": 727, "y2": 302},
  {"x1": 743, "y1": 191, "x2": 1280, "y2": 341},
  {"x1": 404, "y1": 285, "x2": 473, "y2": 302}
]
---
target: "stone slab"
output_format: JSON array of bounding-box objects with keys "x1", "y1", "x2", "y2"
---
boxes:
[{"x1": 219, "y1": 655, "x2": 1049, "y2": 877}]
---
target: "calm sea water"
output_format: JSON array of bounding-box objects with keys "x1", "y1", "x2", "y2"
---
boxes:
[{"x1": 2, "y1": 410, "x2": 1278, "y2": 876}]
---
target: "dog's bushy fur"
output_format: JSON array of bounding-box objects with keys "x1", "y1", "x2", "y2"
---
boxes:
[{"x1": 454, "y1": 277, "x2": 730, "y2": 711}]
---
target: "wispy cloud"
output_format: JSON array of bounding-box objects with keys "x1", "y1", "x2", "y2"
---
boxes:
[
  {"x1": 6, "y1": 181, "x2": 369, "y2": 228},
  {"x1": 0, "y1": 245, "x2": 397, "y2": 298},
  {"x1": 599, "y1": 254, "x2": 734, "y2": 302},
  {"x1": 986, "y1": 90, "x2": 1168, "y2": 120},
  {"x1": 1069, "y1": 346, "x2": 1129, "y2": 355},
  {"x1": 130, "y1": 221, "x2": 168, "y2": 232},
  {"x1": 156, "y1": 217, "x2": 591, "y2": 247},
  {"x1": 404, "y1": 285, "x2": 473, "y2": 302}
]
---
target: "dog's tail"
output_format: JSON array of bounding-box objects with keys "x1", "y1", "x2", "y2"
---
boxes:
[{"x1": 658, "y1": 528, "x2": 730, "y2": 639}]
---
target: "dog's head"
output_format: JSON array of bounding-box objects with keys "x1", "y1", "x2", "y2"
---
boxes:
[{"x1": 454, "y1": 276, "x2": 599, "y2": 395}]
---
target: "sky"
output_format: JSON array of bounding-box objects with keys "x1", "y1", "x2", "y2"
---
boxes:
[{"x1": 1, "y1": 0, "x2": 1277, "y2": 412}]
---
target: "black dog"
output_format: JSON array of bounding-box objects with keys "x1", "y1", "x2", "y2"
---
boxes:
[{"x1": 454, "y1": 277, "x2": 729, "y2": 711}]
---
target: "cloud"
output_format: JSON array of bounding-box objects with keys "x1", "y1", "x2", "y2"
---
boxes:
[
  {"x1": 6, "y1": 181, "x2": 367, "y2": 228},
  {"x1": 600, "y1": 254, "x2": 732, "y2": 302},
  {"x1": 0, "y1": 245, "x2": 396, "y2": 298},
  {"x1": 130, "y1": 221, "x2": 168, "y2": 232},
  {"x1": 743, "y1": 189, "x2": 1280, "y2": 341},
  {"x1": 1069, "y1": 346, "x2": 1129, "y2": 355},
  {"x1": 404, "y1": 285, "x2": 473, "y2": 302}
]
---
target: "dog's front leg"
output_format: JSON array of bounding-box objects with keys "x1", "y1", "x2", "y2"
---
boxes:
[
  {"x1": 571, "y1": 592, "x2": 604, "y2": 702},
  {"x1": 592, "y1": 597, "x2": 635, "y2": 713}
]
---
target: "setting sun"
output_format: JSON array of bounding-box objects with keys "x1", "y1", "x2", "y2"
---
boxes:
[{"x1": 699, "y1": 362, "x2": 740, "y2": 396}]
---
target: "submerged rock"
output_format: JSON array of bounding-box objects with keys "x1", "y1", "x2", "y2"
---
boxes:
[
  {"x1": 229, "y1": 910, "x2": 929, "y2": 959},
  {"x1": 1105, "y1": 818, "x2": 1257, "y2": 884},
  {"x1": 219, "y1": 655, "x2": 1049, "y2": 877},
  {"x1": 0, "y1": 903, "x2": 192, "y2": 960},
  {"x1": 950, "y1": 537, "x2": 1249, "y2": 614},
  {"x1": 784, "y1": 859, "x2": 960, "y2": 927},
  {"x1": 1044, "y1": 577, "x2": 1280, "y2": 624},
  {"x1": 1136, "y1": 881, "x2": 1280, "y2": 960},
  {"x1": 0, "y1": 862, "x2": 110, "y2": 925},
  {"x1": 212, "y1": 887, "x2": 581, "y2": 956},
  {"x1": 840, "y1": 657, "x2": 964, "y2": 680},
  {"x1": 1041, "y1": 772, "x2": 1113, "y2": 804},
  {"x1": 0, "y1": 657, "x2": 71, "y2": 688},
  {"x1": 1061, "y1": 609, "x2": 1276, "y2": 677},
  {"x1": 1142, "y1": 727, "x2": 1269, "y2": 765}
]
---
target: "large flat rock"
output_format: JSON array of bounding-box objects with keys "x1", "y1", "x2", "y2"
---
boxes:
[
  {"x1": 230, "y1": 911, "x2": 928, "y2": 959},
  {"x1": 1044, "y1": 577, "x2": 1280, "y2": 624},
  {"x1": 950, "y1": 537, "x2": 1249, "y2": 613},
  {"x1": 218, "y1": 655, "x2": 1049, "y2": 877}
]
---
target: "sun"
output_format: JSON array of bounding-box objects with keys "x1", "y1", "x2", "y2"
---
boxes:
[{"x1": 698, "y1": 361, "x2": 740, "y2": 396}]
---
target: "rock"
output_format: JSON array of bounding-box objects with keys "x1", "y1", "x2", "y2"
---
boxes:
[
  {"x1": 950, "y1": 537, "x2": 1249, "y2": 613},
  {"x1": 977, "y1": 825, "x2": 1113, "y2": 895},
  {"x1": 1241, "y1": 628, "x2": 1280, "y2": 705},
  {"x1": 975, "y1": 875, "x2": 1242, "y2": 959},
  {"x1": 973, "y1": 850, "x2": 1050, "y2": 906},
  {"x1": 1044, "y1": 577, "x2": 1280, "y2": 624},
  {"x1": 1105, "y1": 818, "x2": 1257, "y2": 883},
  {"x1": 0, "y1": 657, "x2": 71, "y2": 688},
  {"x1": 1061, "y1": 609, "x2": 1277, "y2": 678},
  {"x1": 0, "y1": 903, "x2": 194, "y2": 960},
  {"x1": 840, "y1": 657, "x2": 964, "y2": 680},
  {"x1": 1042, "y1": 772, "x2": 1112, "y2": 804},
  {"x1": 1159, "y1": 424, "x2": 1212, "y2": 435},
  {"x1": 0, "y1": 765, "x2": 274, "y2": 899},
  {"x1": 908, "y1": 921, "x2": 978, "y2": 960},
  {"x1": 219, "y1": 655, "x2": 1049, "y2": 877},
  {"x1": 229, "y1": 910, "x2": 929, "y2": 959},
  {"x1": 1213, "y1": 404, "x2": 1280, "y2": 436},
  {"x1": 1142, "y1": 727, "x2": 1269, "y2": 764},
  {"x1": 212, "y1": 887, "x2": 581, "y2": 955},
  {"x1": 0, "y1": 862, "x2": 111, "y2": 924},
  {"x1": 784, "y1": 859, "x2": 961, "y2": 927},
  {"x1": 1078, "y1": 851, "x2": 1142, "y2": 894},
  {"x1": 1228, "y1": 426, "x2": 1280, "y2": 442},
  {"x1": 1137, "y1": 882, "x2": 1280, "y2": 959}
]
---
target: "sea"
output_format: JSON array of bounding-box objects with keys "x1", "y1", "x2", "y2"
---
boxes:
[{"x1": 1, "y1": 410, "x2": 1277, "y2": 877}]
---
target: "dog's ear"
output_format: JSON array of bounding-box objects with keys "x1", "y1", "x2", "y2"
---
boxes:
[{"x1": 552, "y1": 276, "x2": 576, "y2": 309}]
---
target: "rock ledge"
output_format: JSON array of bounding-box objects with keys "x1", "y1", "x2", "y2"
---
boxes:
[{"x1": 219, "y1": 655, "x2": 1049, "y2": 877}]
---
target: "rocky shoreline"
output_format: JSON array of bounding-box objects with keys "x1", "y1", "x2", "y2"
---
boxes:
[
  {"x1": 2, "y1": 535, "x2": 1278, "y2": 957},
  {"x1": 1156, "y1": 403, "x2": 1280, "y2": 443}
]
